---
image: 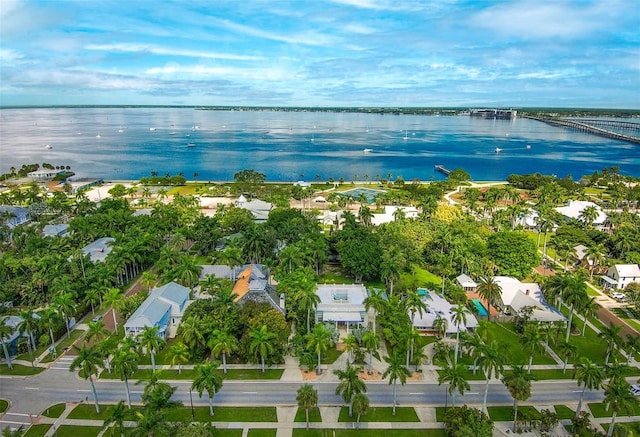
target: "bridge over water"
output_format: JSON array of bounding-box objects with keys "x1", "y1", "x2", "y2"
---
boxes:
[{"x1": 525, "y1": 116, "x2": 640, "y2": 145}]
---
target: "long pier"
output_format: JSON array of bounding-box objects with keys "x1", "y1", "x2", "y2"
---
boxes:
[
  {"x1": 434, "y1": 164, "x2": 451, "y2": 176},
  {"x1": 525, "y1": 116, "x2": 640, "y2": 145}
]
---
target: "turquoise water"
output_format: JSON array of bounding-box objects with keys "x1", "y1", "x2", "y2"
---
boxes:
[
  {"x1": 471, "y1": 298, "x2": 488, "y2": 317},
  {"x1": 1, "y1": 107, "x2": 638, "y2": 181},
  {"x1": 340, "y1": 187, "x2": 387, "y2": 203}
]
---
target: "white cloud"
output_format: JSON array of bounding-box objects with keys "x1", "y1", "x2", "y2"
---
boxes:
[
  {"x1": 0, "y1": 48, "x2": 23, "y2": 62},
  {"x1": 85, "y1": 43, "x2": 263, "y2": 61}
]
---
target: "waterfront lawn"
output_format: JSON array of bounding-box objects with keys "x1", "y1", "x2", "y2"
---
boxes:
[
  {"x1": 294, "y1": 407, "x2": 322, "y2": 422},
  {"x1": 55, "y1": 425, "x2": 101, "y2": 437},
  {"x1": 23, "y1": 424, "x2": 51, "y2": 437},
  {"x1": 0, "y1": 363, "x2": 44, "y2": 376},
  {"x1": 484, "y1": 323, "x2": 555, "y2": 365},
  {"x1": 42, "y1": 403, "x2": 66, "y2": 418},
  {"x1": 554, "y1": 405, "x2": 575, "y2": 420},
  {"x1": 247, "y1": 430, "x2": 277, "y2": 437},
  {"x1": 337, "y1": 406, "x2": 419, "y2": 422},
  {"x1": 164, "y1": 406, "x2": 277, "y2": 422},
  {"x1": 588, "y1": 402, "x2": 640, "y2": 418}
]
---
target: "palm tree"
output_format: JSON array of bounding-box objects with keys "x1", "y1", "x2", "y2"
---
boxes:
[
  {"x1": 209, "y1": 329, "x2": 238, "y2": 373},
  {"x1": 557, "y1": 341, "x2": 578, "y2": 374},
  {"x1": 16, "y1": 309, "x2": 38, "y2": 355},
  {"x1": 139, "y1": 326, "x2": 165, "y2": 373},
  {"x1": 502, "y1": 364, "x2": 534, "y2": 432},
  {"x1": 433, "y1": 316, "x2": 448, "y2": 339},
  {"x1": 362, "y1": 330, "x2": 380, "y2": 375},
  {"x1": 53, "y1": 292, "x2": 76, "y2": 339},
  {"x1": 69, "y1": 344, "x2": 103, "y2": 413},
  {"x1": 574, "y1": 357, "x2": 605, "y2": 419},
  {"x1": 477, "y1": 276, "x2": 501, "y2": 322},
  {"x1": 438, "y1": 362, "x2": 471, "y2": 408},
  {"x1": 84, "y1": 288, "x2": 101, "y2": 316},
  {"x1": 343, "y1": 333, "x2": 359, "y2": 363},
  {"x1": 178, "y1": 315, "x2": 207, "y2": 351},
  {"x1": 103, "y1": 400, "x2": 127, "y2": 437},
  {"x1": 168, "y1": 341, "x2": 190, "y2": 375},
  {"x1": 0, "y1": 317, "x2": 13, "y2": 370},
  {"x1": 103, "y1": 288, "x2": 124, "y2": 334},
  {"x1": 603, "y1": 380, "x2": 639, "y2": 437},
  {"x1": 380, "y1": 247, "x2": 405, "y2": 295},
  {"x1": 352, "y1": 392, "x2": 370, "y2": 429},
  {"x1": 111, "y1": 347, "x2": 139, "y2": 408},
  {"x1": 39, "y1": 306, "x2": 61, "y2": 354},
  {"x1": 306, "y1": 323, "x2": 333, "y2": 375},
  {"x1": 383, "y1": 350, "x2": 411, "y2": 416},
  {"x1": 598, "y1": 323, "x2": 623, "y2": 364},
  {"x1": 296, "y1": 383, "x2": 318, "y2": 431},
  {"x1": 463, "y1": 331, "x2": 485, "y2": 375},
  {"x1": 192, "y1": 361, "x2": 223, "y2": 416},
  {"x1": 334, "y1": 361, "x2": 367, "y2": 417},
  {"x1": 292, "y1": 268, "x2": 320, "y2": 334},
  {"x1": 625, "y1": 334, "x2": 640, "y2": 365},
  {"x1": 173, "y1": 256, "x2": 202, "y2": 288},
  {"x1": 580, "y1": 297, "x2": 599, "y2": 336},
  {"x1": 364, "y1": 288, "x2": 388, "y2": 334},
  {"x1": 562, "y1": 274, "x2": 587, "y2": 342},
  {"x1": 585, "y1": 243, "x2": 606, "y2": 281},
  {"x1": 477, "y1": 340, "x2": 506, "y2": 413},
  {"x1": 250, "y1": 325, "x2": 277, "y2": 373},
  {"x1": 520, "y1": 324, "x2": 543, "y2": 373},
  {"x1": 85, "y1": 319, "x2": 109, "y2": 344},
  {"x1": 451, "y1": 304, "x2": 469, "y2": 365}
]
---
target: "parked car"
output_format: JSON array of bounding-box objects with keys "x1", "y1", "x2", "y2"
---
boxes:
[
  {"x1": 92, "y1": 315, "x2": 103, "y2": 323},
  {"x1": 611, "y1": 292, "x2": 626, "y2": 301},
  {"x1": 631, "y1": 385, "x2": 640, "y2": 396}
]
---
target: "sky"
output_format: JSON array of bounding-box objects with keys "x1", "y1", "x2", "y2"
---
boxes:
[{"x1": 1, "y1": 0, "x2": 639, "y2": 108}]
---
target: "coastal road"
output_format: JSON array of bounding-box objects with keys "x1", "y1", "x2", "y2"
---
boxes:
[{"x1": 1, "y1": 366, "x2": 607, "y2": 429}]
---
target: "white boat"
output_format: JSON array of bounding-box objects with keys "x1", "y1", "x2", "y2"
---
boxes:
[
  {"x1": 149, "y1": 127, "x2": 156, "y2": 132},
  {"x1": 169, "y1": 132, "x2": 177, "y2": 135},
  {"x1": 363, "y1": 148, "x2": 373, "y2": 153},
  {"x1": 187, "y1": 143, "x2": 195, "y2": 147},
  {"x1": 403, "y1": 130, "x2": 408, "y2": 140},
  {"x1": 96, "y1": 133, "x2": 101, "y2": 138},
  {"x1": 44, "y1": 144, "x2": 52, "y2": 149},
  {"x1": 495, "y1": 147, "x2": 502, "y2": 153},
  {"x1": 526, "y1": 144, "x2": 531, "y2": 150}
]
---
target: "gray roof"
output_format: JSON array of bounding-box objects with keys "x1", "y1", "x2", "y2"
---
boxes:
[
  {"x1": 124, "y1": 281, "x2": 189, "y2": 330},
  {"x1": 456, "y1": 274, "x2": 477, "y2": 288},
  {"x1": 81, "y1": 237, "x2": 115, "y2": 262},
  {"x1": 43, "y1": 224, "x2": 69, "y2": 237},
  {"x1": 149, "y1": 281, "x2": 190, "y2": 305}
]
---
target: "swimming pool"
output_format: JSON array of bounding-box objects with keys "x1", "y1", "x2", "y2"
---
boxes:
[
  {"x1": 471, "y1": 298, "x2": 488, "y2": 317},
  {"x1": 340, "y1": 187, "x2": 386, "y2": 203}
]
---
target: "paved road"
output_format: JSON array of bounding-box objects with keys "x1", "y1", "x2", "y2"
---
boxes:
[{"x1": 1, "y1": 363, "x2": 609, "y2": 430}]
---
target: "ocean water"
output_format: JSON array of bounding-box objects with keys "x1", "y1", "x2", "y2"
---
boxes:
[{"x1": 0, "y1": 107, "x2": 638, "y2": 182}]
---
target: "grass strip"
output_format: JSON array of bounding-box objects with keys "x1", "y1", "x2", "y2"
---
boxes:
[
  {"x1": 23, "y1": 424, "x2": 51, "y2": 437},
  {"x1": 337, "y1": 406, "x2": 419, "y2": 422},
  {"x1": 0, "y1": 363, "x2": 45, "y2": 376},
  {"x1": 294, "y1": 407, "x2": 322, "y2": 422},
  {"x1": 41, "y1": 403, "x2": 66, "y2": 418}
]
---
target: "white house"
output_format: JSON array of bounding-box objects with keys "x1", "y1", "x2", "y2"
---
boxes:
[
  {"x1": 456, "y1": 274, "x2": 478, "y2": 292},
  {"x1": 124, "y1": 282, "x2": 191, "y2": 339},
  {"x1": 555, "y1": 200, "x2": 607, "y2": 228},
  {"x1": 493, "y1": 276, "x2": 566, "y2": 323},
  {"x1": 371, "y1": 206, "x2": 419, "y2": 226},
  {"x1": 27, "y1": 169, "x2": 64, "y2": 181},
  {"x1": 602, "y1": 264, "x2": 640, "y2": 290},
  {"x1": 236, "y1": 196, "x2": 273, "y2": 222},
  {"x1": 315, "y1": 284, "x2": 369, "y2": 332},
  {"x1": 411, "y1": 289, "x2": 479, "y2": 334}
]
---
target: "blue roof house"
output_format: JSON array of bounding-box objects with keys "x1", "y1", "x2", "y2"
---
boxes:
[{"x1": 124, "y1": 282, "x2": 190, "y2": 339}]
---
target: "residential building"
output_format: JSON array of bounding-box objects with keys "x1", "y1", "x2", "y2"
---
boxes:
[
  {"x1": 236, "y1": 196, "x2": 273, "y2": 222},
  {"x1": 412, "y1": 289, "x2": 479, "y2": 334},
  {"x1": 43, "y1": 224, "x2": 69, "y2": 238},
  {"x1": 80, "y1": 237, "x2": 115, "y2": 262},
  {"x1": 602, "y1": 264, "x2": 640, "y2": 290},
  {"x1": 27, "y1": 169, "x2": 64, "y2": 181},
  {"x1": 231, "y1": 265, "x2": 282, "y2": 312},
  {"x1": 456, "y1": 274, "x2": 478, "y2": 292},
  {"x1": 124, "y1": 281, "x2": 191, "y2": 339},
  {"x1": 493, "y1": 276, "x2": 565, "y2": 323},
  {"x1": 555, "y1": 200, "x2": 608, "y2": 229},
  {"x1": 315, "y1": 284, "x2": 369, "y2": 332},
  {"x1": 0, "y1": 206, "x2": 30, "y2": 229},
  {"x1": 371, "y1": 205, "x2": 419, "y2": 226}
]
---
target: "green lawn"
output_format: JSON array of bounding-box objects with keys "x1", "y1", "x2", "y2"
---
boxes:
[
  {"x1": 40, "y1": 329, "x2": 85, "y2": 364},
  {"x1": 247, "y1": 430, "x2": 277, "y2": 437},
  {"x1": 588, "y1": 402, "x2": 640, "y2": 418},
  {"x1": 0, "y1": 363, "x2": 45, "y2": 376},
  {"x1": 42, "y1": 403, "x2": 66, "y2": 418},
  {"x1": 292, "y1": 430, "x2": 445, "y2": 437},
  {"x1": 55, "y1": 425, "x2": 102, "y2": 437},
  {"x1": 337, "y1": 406, "x2": 419, "y2": 422},
  {"x1": 397, "y1": 266, "x2": 442, "y2": 289},
  {"x1": 601, "y1": 422, "x2": 640, "y2": 433},
  {"x1": 318, "y1": 271, "x2": 355, "y2": 284},
  {"x1": 487, "y1": 406, "x2": 540, "y2": 421},
  {"x1": 67, "y1": 404, "x2": 125, "y2": 420},
  {"x1": 530, "y1": 369, "x2": 575, "y2": 380},
  {"x1": 164, "y1": 406, "x2": 277, "y2": 422},
  {"x1": 554, "y1": 405, "x2": 575, "y2": 420},
  {"x1": 99, "y1": 367, "x2": 283, "y2": 381},
  {"x1": 484, "y1": 322, "x2": 556, "y2": 365},
  {"x1": 0, "y1": 399, "x2": 8, "y2": 413},
  {"x1": 294, "y1": 407, "x2": 322, "y2": 422},
  {"x1": 321, "y1": 347, "x2": 344, "y2": 365},
  {"x1": 23, "y1": 424, "x2": 52, "y2": 437}
]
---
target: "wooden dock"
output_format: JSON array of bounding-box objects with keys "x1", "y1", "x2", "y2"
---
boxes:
[
  {"x1": 434, "y1": 164, "x2": 451, "y2": 175},
  {"x1": 525, "y1": 116, "x2": 640, "y2": 145}
]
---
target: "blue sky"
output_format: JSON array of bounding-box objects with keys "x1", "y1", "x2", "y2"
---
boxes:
[{"x1": 1, "y1": 0, "x2": 638, "y2": 108}]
